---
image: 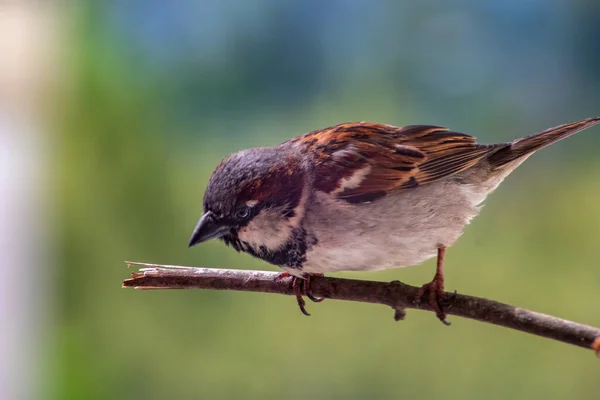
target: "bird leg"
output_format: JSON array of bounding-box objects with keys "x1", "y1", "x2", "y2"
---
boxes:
[
  {"x1": 415, "y1": 247, "x2": 450, "y2": 325},
  {"x1": 274, "y1": 272, "x2": 325, "y2": 316}
]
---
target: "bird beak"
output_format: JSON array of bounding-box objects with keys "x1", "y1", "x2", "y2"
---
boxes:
[{"x1": 188, "y1": 211, "x2": 231, "y2": 247}]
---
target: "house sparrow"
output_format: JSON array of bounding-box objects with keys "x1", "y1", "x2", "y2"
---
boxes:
[{"x1": 188, "y1": 117, "x2": 600, "y2": 324}]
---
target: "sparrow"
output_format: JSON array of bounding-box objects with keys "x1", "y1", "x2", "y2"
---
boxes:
[{"x1": 188, "y1": 117, "x2": 600, "y2": 324}]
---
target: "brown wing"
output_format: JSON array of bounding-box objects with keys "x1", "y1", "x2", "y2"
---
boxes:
[{"x1": 287, "y1": 122, "x2": 503, "y2": 204}]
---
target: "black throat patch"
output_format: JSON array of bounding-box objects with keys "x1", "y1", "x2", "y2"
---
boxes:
[{"x1": 222, "y1": 227, "x2": 316, "y2": 269}]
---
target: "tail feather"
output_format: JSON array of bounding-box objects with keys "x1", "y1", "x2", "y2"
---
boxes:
[{"x1": 487, "y1": 117, "x2": 600, "y2": 167}]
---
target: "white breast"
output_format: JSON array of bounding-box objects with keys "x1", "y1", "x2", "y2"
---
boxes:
[{"x1": 301, "y1": 178, "x2": 488, "y2": 274}]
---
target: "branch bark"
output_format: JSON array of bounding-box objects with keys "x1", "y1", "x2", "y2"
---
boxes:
[{"x1": 123, "y1": 261, "x2": 600, "y2": 357}]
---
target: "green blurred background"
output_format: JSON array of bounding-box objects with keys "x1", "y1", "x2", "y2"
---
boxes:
[{"x1": 1, "y1": 1, "x2": 599, "y2": 399}]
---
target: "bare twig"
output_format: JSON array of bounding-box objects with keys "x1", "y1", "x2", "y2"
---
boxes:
[{"x1": 123, "y1": 261, "x2": 600, "y2": 356}]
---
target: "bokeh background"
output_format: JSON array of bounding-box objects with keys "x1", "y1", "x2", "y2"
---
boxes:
[{"x1": 1, "y1": 1, "x2": 599, "y2": 399}]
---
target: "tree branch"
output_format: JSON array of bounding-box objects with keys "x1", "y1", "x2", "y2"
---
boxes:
[{"x1": 122, "y1": 261, "x2": 600, "y2": 357}]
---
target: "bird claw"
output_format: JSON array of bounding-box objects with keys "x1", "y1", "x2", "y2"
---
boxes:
[
  {"x1": 415, "y1": 275, "x2": 451, "y2": 326},
  {"x1": 276, "y1": 272, "x2": 325, "y2": 316},
  {"x1": 306, "y1": 291, "x2": 325, "y2": 303},
  {"x1": 592, "y1": 337, "x2": 600, "y2": 358},
  {"x1": 292, "y1": 276, "x2": 311, "y2": 316},
  {"x1": 304, "y1": 273, "x2": 325, "y2": 303}
]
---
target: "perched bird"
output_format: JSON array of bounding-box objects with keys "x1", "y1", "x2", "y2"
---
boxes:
[{"x1": 189, "y1": 117, "x2": 600, "y2": 323}]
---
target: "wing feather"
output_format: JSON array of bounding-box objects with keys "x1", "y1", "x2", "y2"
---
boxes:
[{"x1": 287, "y1": 122, "x2": 502, "y2": 203}]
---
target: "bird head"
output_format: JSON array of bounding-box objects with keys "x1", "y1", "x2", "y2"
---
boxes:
[{"x1": 188, "y1": 147, "x2": 307, "y2": 258}]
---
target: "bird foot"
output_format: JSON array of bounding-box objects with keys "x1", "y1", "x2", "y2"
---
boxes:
[
  {"x1": 415, "y1": 274, "x2": 450, "y2": 326},
  {"x1": 274, "y1": 272, "x2": 325, "y2": 316},
  {"x1": 592, "y1": 337, "x2": 600, "y2": 358}
]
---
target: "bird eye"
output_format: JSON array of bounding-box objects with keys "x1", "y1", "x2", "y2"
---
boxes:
[{"x1": 235, "y1": 206, "x2": 251, "y2": 220}]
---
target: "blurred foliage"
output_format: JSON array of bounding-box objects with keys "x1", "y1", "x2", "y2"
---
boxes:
[{"x1": 54, "y1": 1, "x2": 600, "y2": 399}]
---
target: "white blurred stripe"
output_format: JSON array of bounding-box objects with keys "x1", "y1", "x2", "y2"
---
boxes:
[
  {"x1": 0, "y1": 2, "x2": 60, "y2": 400},
  {"x1": 0, "y1": 116, "x2": 45, "y2": 400}
]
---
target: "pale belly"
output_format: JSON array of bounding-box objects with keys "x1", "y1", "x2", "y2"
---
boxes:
[{"x1": 299, "y1": 178, "x2": 487, "y2": 274}]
